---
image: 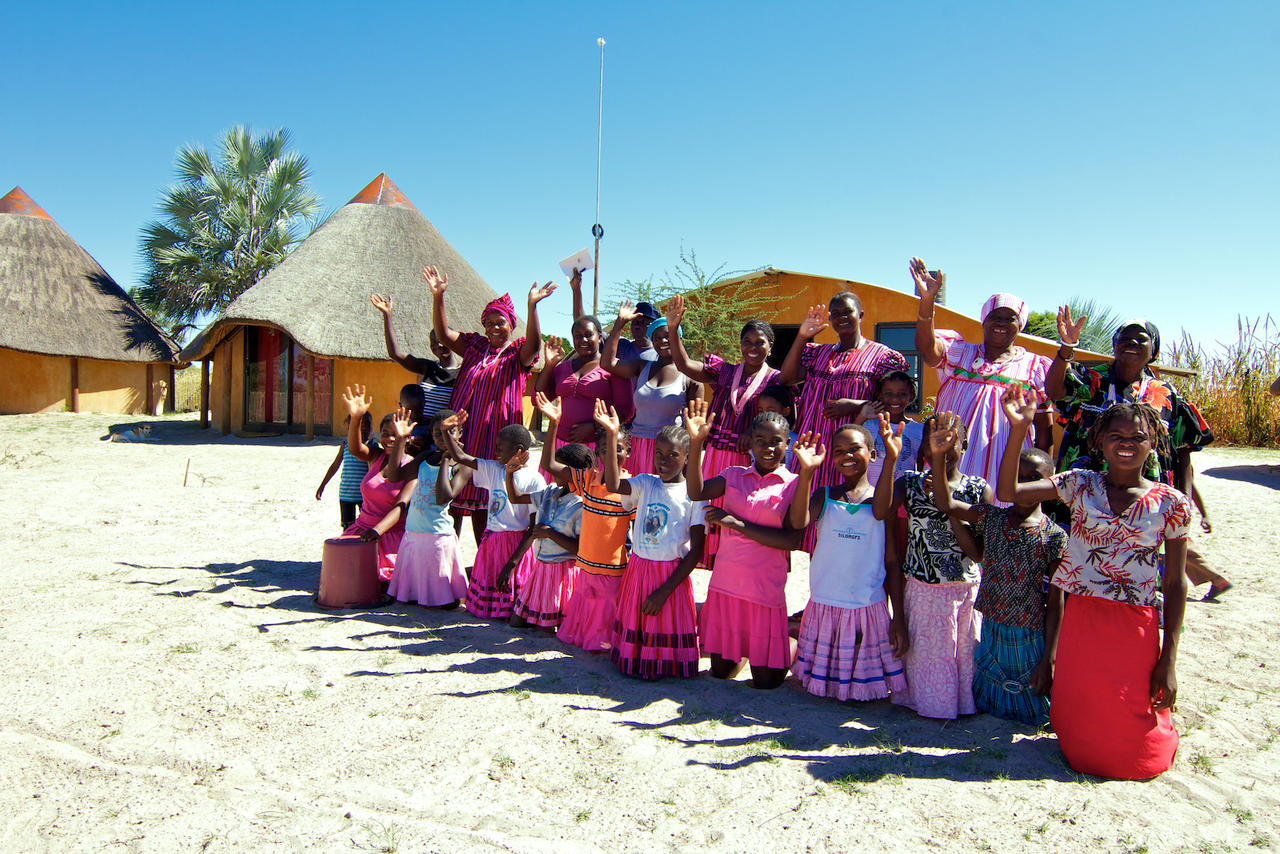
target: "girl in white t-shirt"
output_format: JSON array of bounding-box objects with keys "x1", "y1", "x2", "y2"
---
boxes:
[
  {"x1": 789, "y1": 425, "x2": 908, "y2": 701},
  {"x1": 594, "y1": 399, "x2": 706, "y2": 680},
  {"x1": 437, "y1": 412, "x2": 545, "y2": 620}
]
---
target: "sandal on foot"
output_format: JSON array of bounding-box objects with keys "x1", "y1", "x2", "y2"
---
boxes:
[{"x1": 1202, "y1": 581, "x2": 1234, "y2": 602}]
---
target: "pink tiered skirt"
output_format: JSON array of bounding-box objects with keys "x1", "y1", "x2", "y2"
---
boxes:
[
  {"x1": 699, "y1": 590, "x2": 792, "y2": 669},
  {"x1": 611, "y1": 556, "x2": 699, "y2": 679},
  {"x1": 388, "y1": 531, "x2": 468, "y2": 606},
  {"x1": 513, "y1": 558, "x2": 577, "y2": 627},
  {"x1": 794, "y1": 600, "x2": 906, "y2": 700}
]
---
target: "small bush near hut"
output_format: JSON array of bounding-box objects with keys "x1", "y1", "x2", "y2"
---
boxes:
[{"x1": 1166, "y1": 315, "x2": 1280, "y2": 449}]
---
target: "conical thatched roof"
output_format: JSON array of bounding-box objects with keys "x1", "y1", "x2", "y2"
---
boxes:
[
  {"x1": 181, "y1": 174, "x2": 515, "y2": 361},
  {"x1": 0, "y1": 187, "x2": 179, "y2": 363}
]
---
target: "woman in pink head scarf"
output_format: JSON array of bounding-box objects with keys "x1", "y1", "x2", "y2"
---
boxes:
[
  {"x1": 423, "y1": 265, "x2": 555, "y2": 540},
  {"x1": 911, "y1": 258, "x2": 1053, "y2": 494}
]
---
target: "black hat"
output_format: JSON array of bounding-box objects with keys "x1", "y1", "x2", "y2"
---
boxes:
[{"x1": 634, "y1": 301, "x2": 661, "y2": 320}]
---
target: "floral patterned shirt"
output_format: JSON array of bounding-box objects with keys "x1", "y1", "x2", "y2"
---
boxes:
[
  {"x1": 1049, "y1": 469, "x2": 1191, "y2": 607},
  {"x1": 901, "y1": 469, "x2": 989, "y2": 584},
  {"x1": 972, "y1": 505, "x2": 1067, "y2": 631}
]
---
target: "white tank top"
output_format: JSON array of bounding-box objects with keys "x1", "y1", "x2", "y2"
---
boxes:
[{"x1": 808, "y1": 487, "x2": 887, "y2": 609}]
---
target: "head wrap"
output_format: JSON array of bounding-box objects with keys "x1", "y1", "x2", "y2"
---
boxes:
[
  {"x1": 481, "y1": 293, "x2": 518, "y2": 328},
  {"x1": 980, "y1": 293, "x2": 1029, "y2": 330},
  {"x1": 1113, "y1": 319, "x2": 1161, "y2": 362},
  {"x1": 646, "y1": 316, "x2": 679, "y2": 339}
]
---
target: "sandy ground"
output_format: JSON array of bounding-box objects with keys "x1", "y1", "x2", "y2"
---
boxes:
[{"x1": 1, "y1": 412, "x2": 1277, "y2": 853}]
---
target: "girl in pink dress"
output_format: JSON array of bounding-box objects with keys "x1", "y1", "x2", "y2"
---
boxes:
[
  {"x1": 536, "y1": 313, "x2": 634, "y2": 455},
  {"x1": 423, "y1": 265, "x2": 554, "y2": 542},
  {"x1": 685, "y1": 399, "x2": 800, "y2": 690},
  {"x1": 910, "y1": 258, "x2": 1053, "y2": 495},
  {"x1": 780, "y1": 292, "x2": 909, "y2": 550},
  {"x1": 666, "y1": 294, "x2": 780, "y2": 569},
  {"x1": 339, "y1": 385, "x2": 417, "y2": 582}
]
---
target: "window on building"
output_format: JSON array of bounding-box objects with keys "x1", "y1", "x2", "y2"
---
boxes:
[{"x1": 244, "y1": 327, "x2": 333, "y2": 432}]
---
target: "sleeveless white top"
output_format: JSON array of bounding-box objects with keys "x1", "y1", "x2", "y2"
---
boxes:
[{"x1": 808, "y1": 487, "x2": 887, "y2": 609}]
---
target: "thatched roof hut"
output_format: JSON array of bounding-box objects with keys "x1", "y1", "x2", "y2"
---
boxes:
[
  {"x1": 0, "y1": 186, "x2": 180, "y2": 414},
  {"x1": 181, "y1": 174, "x2": 513, "y2": 437}
]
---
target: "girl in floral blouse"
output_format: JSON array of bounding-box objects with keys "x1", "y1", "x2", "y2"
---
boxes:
[
  {"x1": 998, "y1": 387, "x2": 1189, "y2": 780},
  {"x1": 874, "y1": 412, "x2": 992, "y2": 720}
]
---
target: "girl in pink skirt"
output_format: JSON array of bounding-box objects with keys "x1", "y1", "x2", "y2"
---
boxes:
[
  {"x1": 790, "y1": 426, "x2": 908, "y2": 701},
  {"x1": 666, "y1": 294, "x2": 780, "y2": 570},
  {"x1": 685, "y1": 399, "x2": 801, "y2": 690},
  {"x1": 874, "y1": 412, "x2": 992, "y2": 719},
  {"x1": 595, "y1": 400, "x2": 706, "y2": 680},
  {"x1": 339, "y1": 385, "x2": 415, "y2": 582},
  {"x1": 501, "y1": 443, "x2": 591, "y2": 631},
  {"x1": 436, "y1": 412, "x2": 545, "y2": 619},
  {"x1": 535, "y1": 393, "x2": 635, "y2": 652},
  {"x1": 383, "y1": 408, "x2": 469, "y2": 608}
]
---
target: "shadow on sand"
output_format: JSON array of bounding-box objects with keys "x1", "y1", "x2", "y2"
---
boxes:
[
  {"x1": 123, "y1": 555, "x2": 1087, "y2": 787},
  {"x1": 1202, "y1": 463, "x2": 1280, "y2": 490}
]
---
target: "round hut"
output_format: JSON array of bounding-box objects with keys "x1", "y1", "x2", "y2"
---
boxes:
[{"x1": 0, "y1": 186, "x2": 180, "y2": 415}]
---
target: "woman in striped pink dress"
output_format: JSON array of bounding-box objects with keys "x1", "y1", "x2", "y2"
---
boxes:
[
  {"x1": 910, "y1": 259, "x2": 1053, "y2": 495},
  {"x1": 780, "y1": 291, "x2": 909, "y2": 550},
  {"x1": 666, "y1": 294, "x2": 780, "y2": 569},
  {"x1": 424, "y1": 264, "x2": 554, "y2": 542}
]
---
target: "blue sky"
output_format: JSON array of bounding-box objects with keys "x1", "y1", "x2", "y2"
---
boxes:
[{"x1": 4, "y1": 2, "x2": 1276, "y2": 350}]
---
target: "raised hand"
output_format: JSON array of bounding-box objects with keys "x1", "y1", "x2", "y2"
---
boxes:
[
  {"x1": 534, "y1": 391, "x2": 562, "y2": 422},
  {"x1": 665, "y1": 294, "x2": 686, "y2": 329},
  {"x1": 543, "y1": 337, "x2": 566, "y2": 367},
  {"x1": 1001, "y1": 385, "x2": 1037, "y2": 429},
  {"x1": 909, "y1": 257, "x2": 945, "y2": 303},
  {"x1": 422, "y1": 265, "x2": 449, "y2": 297},
  {"x1": 369, "y1": 293, "x2": 393, "y2": 317},
  {"x1": 878, "y1": 411, "x2": 904, "y2": 458},
  {"x1": 342, "y1": 384, "x2": 372, "y2": 417},
  {"x1": 390, "y1": 406, "x2": 417, "y2": 440},
  {"x1": 505, "y1": 447, "x2": 530, "y2": 473},
  {"x1": 1057, "y1": 305, "x2": 1087, "y2": 347},
  {"x1": 617, "y1": 300, "x2": 639, "y2": 324},
  {"x1": 792, "y1": 432, "x2": 826, "y2": 472},
  {"x1": 529, "y1": 281, "x2": 557, "y2": 304},
  {"x1": 442, "y1": 410, "x2": 469, "y2": 434},
  {"x1": 593, "y1": 398, "x2": 621, "y2": 434},
  {"x1": 799, "y1": 304, "x2": 829, "y2": 339},
  {"x1": 856, "y1": 400, "x2": 885, "y2": 425},
  {"x1": 570, "y1": 267, "x2": 583, "y2": 288},
  {"x1": 928, "y1": 411, "x2": 960, "y2": 457},
  {"x1": 683, "y1": 397, "x2": 715, "y2": 444}
]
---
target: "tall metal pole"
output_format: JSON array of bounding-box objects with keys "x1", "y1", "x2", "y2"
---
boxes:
[{"x1": 592, "y1": 37, "x2": 606, "y2": 316}]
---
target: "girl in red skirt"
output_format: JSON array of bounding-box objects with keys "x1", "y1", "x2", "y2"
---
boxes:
[
  {"x1": 595, "y1": 400, "x2": 706, "y2": 680},
  {"x1": 998, "y1": 387, "x2": 1189, "y2": 780}
]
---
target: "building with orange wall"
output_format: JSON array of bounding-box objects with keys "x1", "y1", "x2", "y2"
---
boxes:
[
  {"x1": 180, "y1": 174, "x2": 524, "y2": 438},
  {"x1": 0, "y1": 187, "x2": 180, "y2": 415}
]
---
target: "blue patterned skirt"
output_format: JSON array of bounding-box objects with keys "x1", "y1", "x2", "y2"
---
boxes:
[{"x1": 973, "y1": 619, "x2": 1050, "y2": 726}]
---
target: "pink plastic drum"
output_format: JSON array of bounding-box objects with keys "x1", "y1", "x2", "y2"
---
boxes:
[{"x1": 317, "y1": 536, "x2": 382, "y2": 609}]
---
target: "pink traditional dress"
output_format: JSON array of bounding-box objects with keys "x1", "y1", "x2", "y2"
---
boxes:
[
  {"x1": 449, "y1": 325, "x2": 533, "y2": 514},
  {"x1": 791, "y1": 340, "x2": 909, "y2": 550},
  {"x1": 699, "y1": 464, "x2": 799, "y2": 670},
  {"x1": 341, "y1": 454, "x2": 407, "y2": 582},
  {"x1": 933, "y1": 331, "x2": 1051, "y2": 496},
  {"x1": 1047, "y1": 469, "x2": 1189, "y2": 779},
  {"x1": 700, "y1": 355, "x2": 780, "y2": 566},
  {"x1": 548, "y1": 359, "x2": 634, "y2": 453}
]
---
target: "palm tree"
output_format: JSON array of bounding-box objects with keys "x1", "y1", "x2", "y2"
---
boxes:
[{"x1": 134, "y1": 125, "x2": 321, "y2": 324}]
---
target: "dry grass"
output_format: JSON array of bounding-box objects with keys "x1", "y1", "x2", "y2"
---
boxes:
[
  {"x1": 1166, "y1": 315, "x2": 1280, "y2": 448},
  {"x1": 173, "y1": 367, "x2": 202, "y2": 413}
]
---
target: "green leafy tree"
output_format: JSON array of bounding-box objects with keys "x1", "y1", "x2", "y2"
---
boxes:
[
  {"x1": 604, "y1": 246, "x2": 784, "y2": 358},
  {"x1": 133, "y1": 125, "x2": 321, "y2": 325},
  {"x1": 1026, "y1": 297, "x2": 1123, "y2": 353},
  {"x1": 1024, "y1": 310, "x2": 1057, "y2": 341}
]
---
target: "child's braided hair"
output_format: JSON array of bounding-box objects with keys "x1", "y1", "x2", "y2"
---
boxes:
[{"x1": 1085, "y1": 402, "x2": 1169, "y2": 467}]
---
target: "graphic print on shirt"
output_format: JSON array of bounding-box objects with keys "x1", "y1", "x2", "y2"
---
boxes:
[
  {"x1": 642, "y1": 502, "x2": 670, "y2": 547},
  {"x1": 488, "y1": 488, "x2": 508, "y2": 517}
]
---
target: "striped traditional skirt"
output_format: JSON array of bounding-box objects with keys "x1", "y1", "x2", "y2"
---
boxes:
[
  {"x1": 891, "y1": 576, "x2": 980, "y2": 719},
  {"x1": 1051, "y1": 594, "x2": 1179, "y2": 779},
  {"x1": 794, "y1": 599, "x2": 906, "y2": 701},
  {"x1": 513, "y1": 557, "x2": 576, "y2": 628},
  {"x1": 611, "y1": 555, "x2": 699, "y2": 679},
  {"x1": 699, "y1": 590, "x2": 792, "y2": 670},
  {"x1": 972, "y1": 618, "x2": 1050, "y2": 726},
  {"x1": 465, "y1": 529, "x2": 534, "y2": 619},
  {"x1": 700, "y1": 445, "x2": 750, "y2": 568},
  {"x1": 559, "y1": 568, "x2": 622, "y2": 651}
]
